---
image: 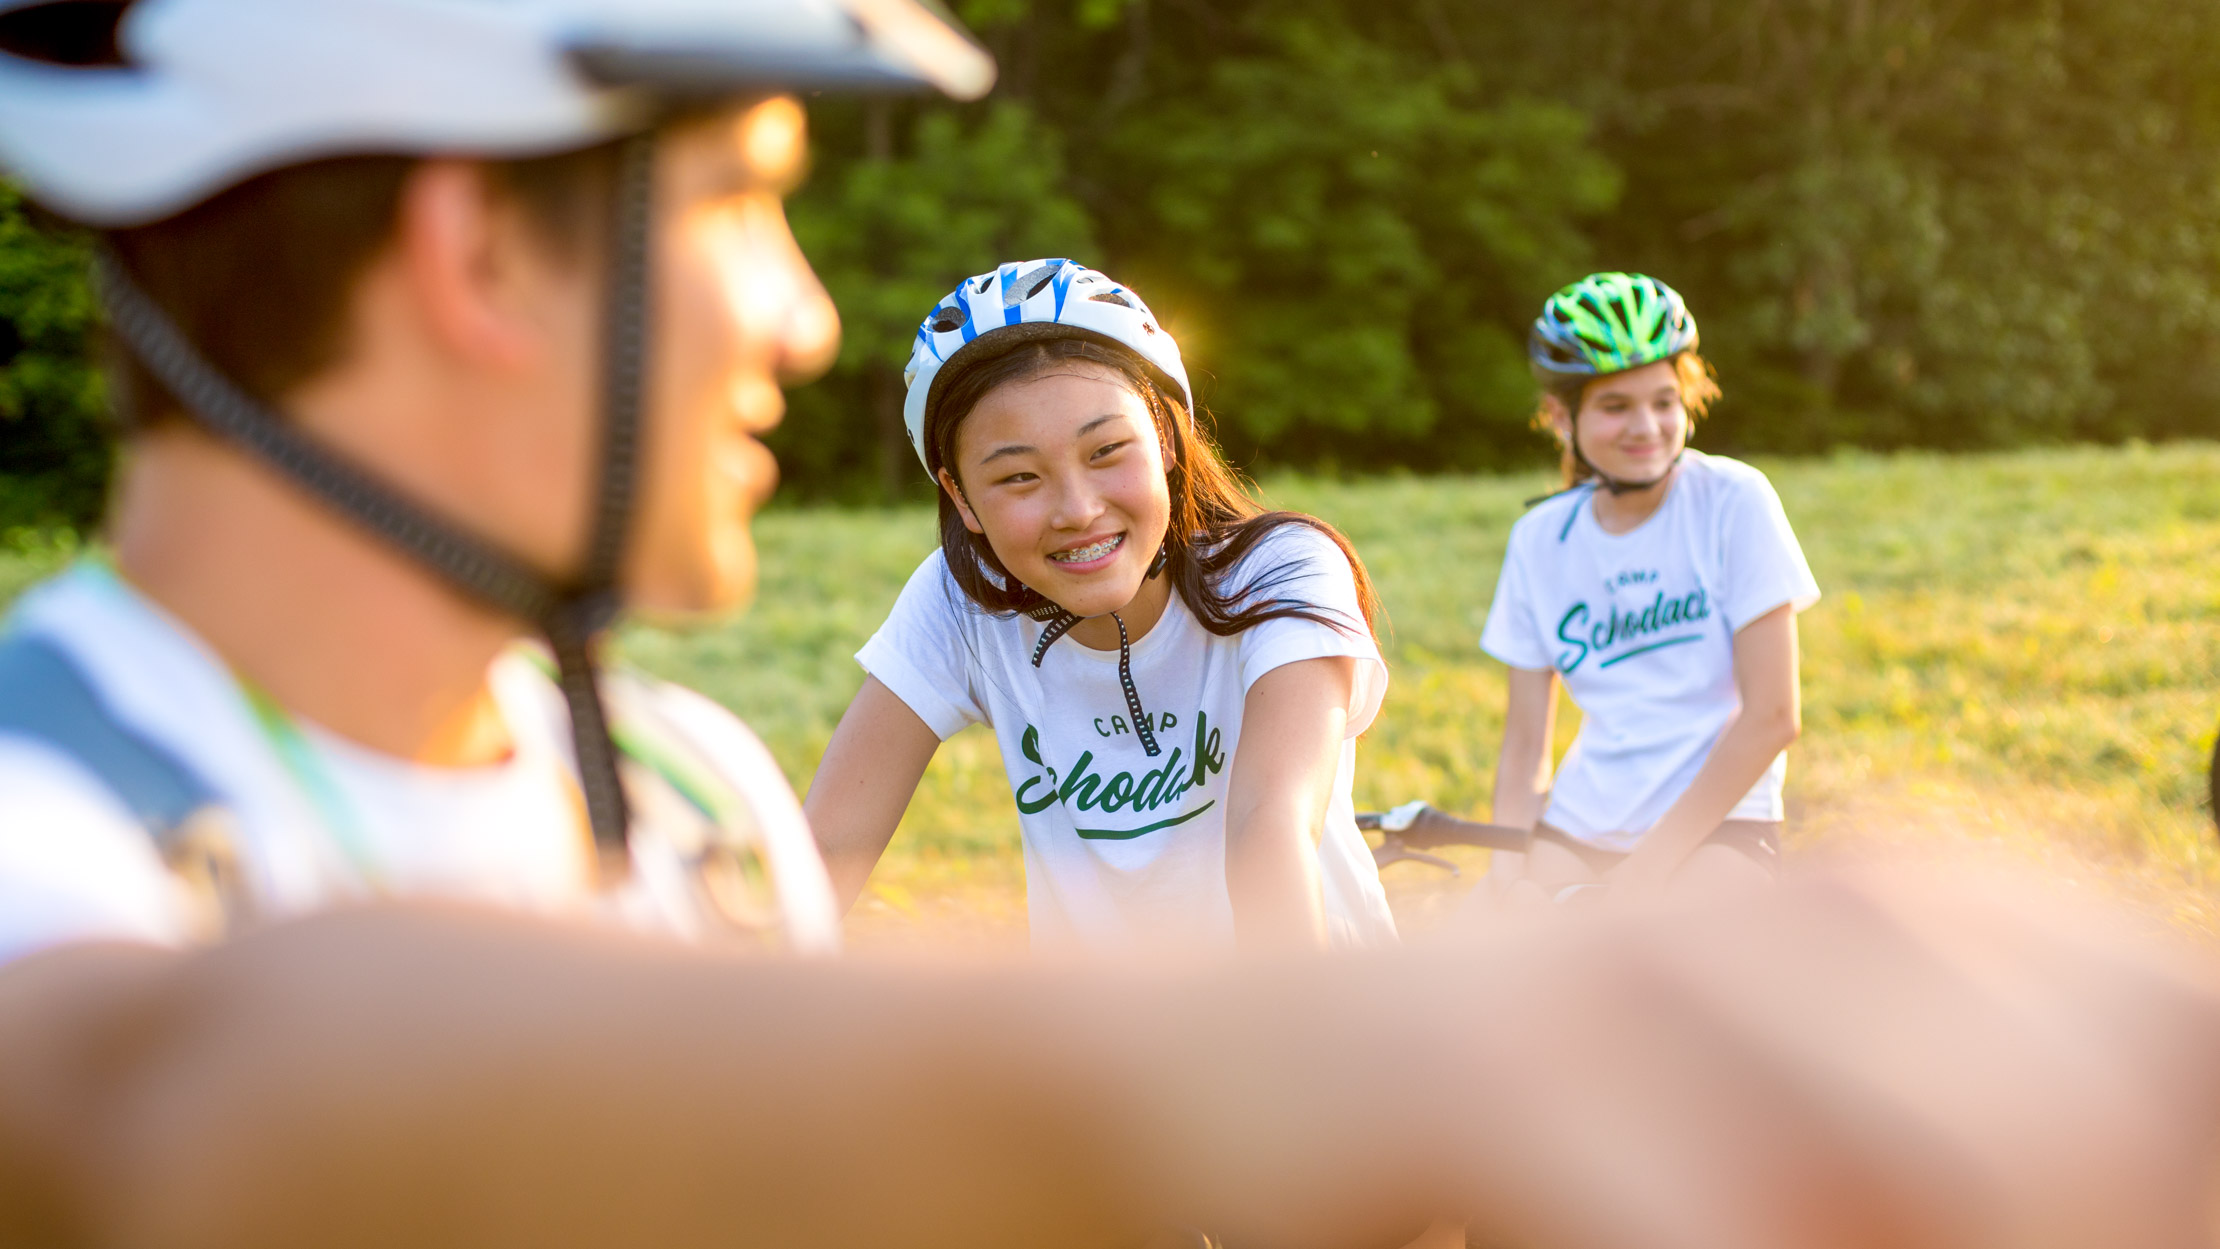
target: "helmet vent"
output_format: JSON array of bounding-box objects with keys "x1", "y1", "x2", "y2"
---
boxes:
[
  {"x1": 0, "y1": 0, "x2": 133, "y2": 67},
  {"x1": 1088, "y1": 290, "x2": 1134, "y2": 308},
  {"x1": 1010, "y1": 263, "x2": 1061, "y2": 304},
  {"x1": 930, "y1": 304, "x2": 969, "y2": 334}
]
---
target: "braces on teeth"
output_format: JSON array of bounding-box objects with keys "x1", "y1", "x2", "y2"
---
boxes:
[{"x1": 1053, "y1": 536, "x2": 1121, "y2": 563}]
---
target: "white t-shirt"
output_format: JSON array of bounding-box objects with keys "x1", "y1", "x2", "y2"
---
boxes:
[
  {"x1": 0, "y1": 564, "x2": 840, "y2": 969},
  {"x1": 1479, "y1": 450, "x2": 1820, "y2": 851},
  {"x1": 858, "y1": 523, "x2": 1397, "y2": 953}
]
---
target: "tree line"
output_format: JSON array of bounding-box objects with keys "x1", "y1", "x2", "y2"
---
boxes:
[{"x1": 7, "y1": 0, "x2": 2220, "y2": 523}]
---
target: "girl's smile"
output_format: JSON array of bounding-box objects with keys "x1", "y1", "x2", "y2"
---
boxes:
[{"x1": 1047, "y1": 532, "x2": 1126, "y2": 570}]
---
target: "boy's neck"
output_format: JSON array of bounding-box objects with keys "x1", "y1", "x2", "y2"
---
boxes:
[{"x1": 109, "y1": 426, "x2": 520, "y2": 768}]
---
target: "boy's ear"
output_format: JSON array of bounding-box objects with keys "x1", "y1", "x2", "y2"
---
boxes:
[
  {"x1": 937, "y1": 467, "x2": 985, "y2": 535},
  {"x1": 397, "y1": 158, "x2": 543, "y2": 374}
]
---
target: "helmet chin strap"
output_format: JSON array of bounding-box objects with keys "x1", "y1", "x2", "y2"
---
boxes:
[
  {"x1": 95, "y1": 132, "x2": 659, "y2": 878},
  {"x1": 1021, "y1": 540, "x2": 1170, "y2": 757}
]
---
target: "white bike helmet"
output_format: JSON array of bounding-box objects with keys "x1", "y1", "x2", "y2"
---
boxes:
[
  {"x1": 0, "y1": 0, "x2": 990, "y2": 873},
  {"x1": 0, "y1": 0, "x2": 993, "y2": 226},
  {"x1": 902, "y1": 258, "x2": 1191, "y2": 472}
]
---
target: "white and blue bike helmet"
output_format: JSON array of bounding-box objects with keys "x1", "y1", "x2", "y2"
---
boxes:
[
  {"x1": 902, "y1": 258, "x2": 1192, "y2": 474},
  {"x1": 901, "y1": 259, "x2": 1197, "y2": 760}
]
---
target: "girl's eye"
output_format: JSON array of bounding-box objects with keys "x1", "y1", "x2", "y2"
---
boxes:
[
  {"x1": 1091, "y1": 440, "x2": 1129, "y2": 461},
  {"x1": 996, "y1": 471, "x2": 1038, "y2": 486}
]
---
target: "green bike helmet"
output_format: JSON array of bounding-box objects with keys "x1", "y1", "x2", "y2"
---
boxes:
[
  {"x1": 1528, "y1": 273, "x2": 1701, "y2": 496},
  {"x1": 1528, "y1": 272, "x2": 1700, "y2": 382}
]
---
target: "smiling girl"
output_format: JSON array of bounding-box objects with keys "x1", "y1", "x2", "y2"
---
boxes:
[
  {"x1": 805, "y1": 259, "x2": 1396, "y2": 952},
  {"x1": 1476, "y1": 273, "x2": 1820, "y2": 904}
]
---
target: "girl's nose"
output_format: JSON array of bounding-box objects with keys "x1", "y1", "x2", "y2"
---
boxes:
[{"x1": 1047, "y1": 475, "x2": 1107, "y2": 533}]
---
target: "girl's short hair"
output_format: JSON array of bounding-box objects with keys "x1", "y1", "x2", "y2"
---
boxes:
[
  {"x1": 926, "y1": 335, "x2": 1382, "y2": 639},
  {"x1": 1534, "y1": 351, "x2": 1722, "y2": 489}
]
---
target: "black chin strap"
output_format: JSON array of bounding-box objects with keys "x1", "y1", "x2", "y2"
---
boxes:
[
  {"x1": 1023, "y1": 543, "x2": 1169, "y2": 758},
  {"x1": 95, "y1": 132, "x2": 660, "y2": 875}
]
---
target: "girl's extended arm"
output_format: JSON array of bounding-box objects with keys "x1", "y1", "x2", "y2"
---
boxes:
[
  {"x1": 1615, "y1": 604, "x2": 1800, "y2": 889},
  {"x1": 804, "y1": 676, "x2": 941, "y2": 912},
  {"x1": 1485, "y1": 666, "x2": 1561, "y2": 890},
  {"x1": 1223, "y1": 656, "x2": 1355, "y2": 949}
]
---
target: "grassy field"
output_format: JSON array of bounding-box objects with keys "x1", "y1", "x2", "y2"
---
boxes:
[
  {"x1": 626, "y1": 441, "x2": 2220, "y2": 941},
  {"x1": 8, "y1": 443, "x2": 2218, "y2": 939}
]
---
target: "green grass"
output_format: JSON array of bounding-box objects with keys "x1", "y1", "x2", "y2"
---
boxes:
[
  {"x1": 631, "y1": 442, "x2": 2220, "y2": 933},
  {"x1": 8, "y1": 444, "x2": 2218, "y2": 933}
]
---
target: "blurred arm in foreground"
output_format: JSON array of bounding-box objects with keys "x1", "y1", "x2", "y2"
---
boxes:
[{"x1": 3, "y1": 869, "x2": 2214, "y2": 1249}]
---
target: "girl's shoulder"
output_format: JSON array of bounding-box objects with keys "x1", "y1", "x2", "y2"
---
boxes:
[
  {"x1": 1227, "y1": 513, "x2": 1341, "y2": 564},
  {"x1": 1677, "y1": 448, "x2": 1780, "y2": 502},
  {"x1": 892, "y1": 546, "x2": 960, "y2": 609},
  {"x1": 887, "y1": 547, "x2": 1003, "y2": 634},
  {"x1": 1217, "y1": 515, "x2": 1360, "y2": 596},
  {"x1": 1672, "y1": 451, "x2": 1801, "y2": 539},
  {"x1": 1206, "y1": 515, "x2": 1374, "y2": 638}
]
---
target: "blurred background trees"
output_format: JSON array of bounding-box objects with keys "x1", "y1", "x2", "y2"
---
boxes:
[
  {"x1": 0, "y1": 182, "x2": 105, "y2": 531},
  {"x1": 9, "y1": 0, "x2": 2220, "y2": 519},
  {"x1": 776, "y1": 0, "x2": 2220, "y2": 494}
]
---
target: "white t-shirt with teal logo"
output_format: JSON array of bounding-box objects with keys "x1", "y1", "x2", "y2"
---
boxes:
[
  {"x1": 858, "y1": 524, "x2": 1397, "y2": 952},
  {"x1": 0, "y1": 565, "x2": 841, "y2": 968},
  {"x1": 1479, "y1": 450, "x2": 1821, "y2": 851}
]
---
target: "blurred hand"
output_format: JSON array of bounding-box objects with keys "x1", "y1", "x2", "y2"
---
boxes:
[
  {"x1": 1436, "y1": 867, "x2": 2220, "y2": 1249},
  {"x1": 1600, "y1": 854, "x2": 1665, "y2": 901}
]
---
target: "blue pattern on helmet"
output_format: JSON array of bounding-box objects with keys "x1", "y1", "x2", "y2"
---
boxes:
[
  {"x1": 902, "y1": 259, "x2": 1195, "y2": 477},
  {"x1": 1052, "y1": 260, "x2": 1075, "y2": 318},
  {"x1": 958, "y1": 286, "x2": 981, "y2": 342}
]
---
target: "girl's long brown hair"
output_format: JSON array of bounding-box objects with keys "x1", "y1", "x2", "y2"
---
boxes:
[{"x1": 925, "y1": 335, "x2": 1381, "y2": 640}]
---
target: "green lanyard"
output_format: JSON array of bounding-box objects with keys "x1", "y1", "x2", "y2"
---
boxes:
[
  {"x1": 75, "y1": 557, "x2": 387, "y2": 888},
  {"x1": 241, "y1": 683, "x2": 387, "y2": 892},
  {"x1": 75, "y1": 555, "x2": 413, "y2": 892}
]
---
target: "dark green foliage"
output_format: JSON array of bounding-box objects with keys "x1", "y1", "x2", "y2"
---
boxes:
[
  {"x1": 1101, "y1": 12, "x2": 1614, "y2": 471},
  {"x1": 9, "y1": 0, "x2": 2220, "y2": 516},
  {"x1": 777, "y1": 99, "x2": 1096, "y2": 497},
  {"x1": 0, "y1": 184, "x2": 105, "y2": 534},
  {"x1": 778, "y1": 0, "x2": 2220, "y2": 496},
  {"x1": 785, "y1": 0, "x2": 1616, "y2": 488},
  {"x1": 1441, "y1": 0, "x2": 2220, "y2": 454}
]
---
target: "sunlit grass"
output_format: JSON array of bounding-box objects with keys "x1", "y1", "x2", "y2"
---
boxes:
[
  {"x1": 630, "y1": 442, "x2": 2220, "y2": 934},
  {"x1": 7, "y1": 443, "x2": 2215, "y2": 934}
]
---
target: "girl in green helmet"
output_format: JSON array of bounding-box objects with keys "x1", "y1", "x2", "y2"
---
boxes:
[{"x1": 1472, "y1": 273, "x2": 1820, "y2": 904}]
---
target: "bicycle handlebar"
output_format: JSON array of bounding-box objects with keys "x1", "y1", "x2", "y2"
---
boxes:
[{"x1": 1356, "y1": 804, "x2": 1530, "y2": 853}]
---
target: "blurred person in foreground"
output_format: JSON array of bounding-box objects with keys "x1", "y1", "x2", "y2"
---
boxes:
[{"x1": 0, "y1": 3, "x2": 2216, "y2": 1249}]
